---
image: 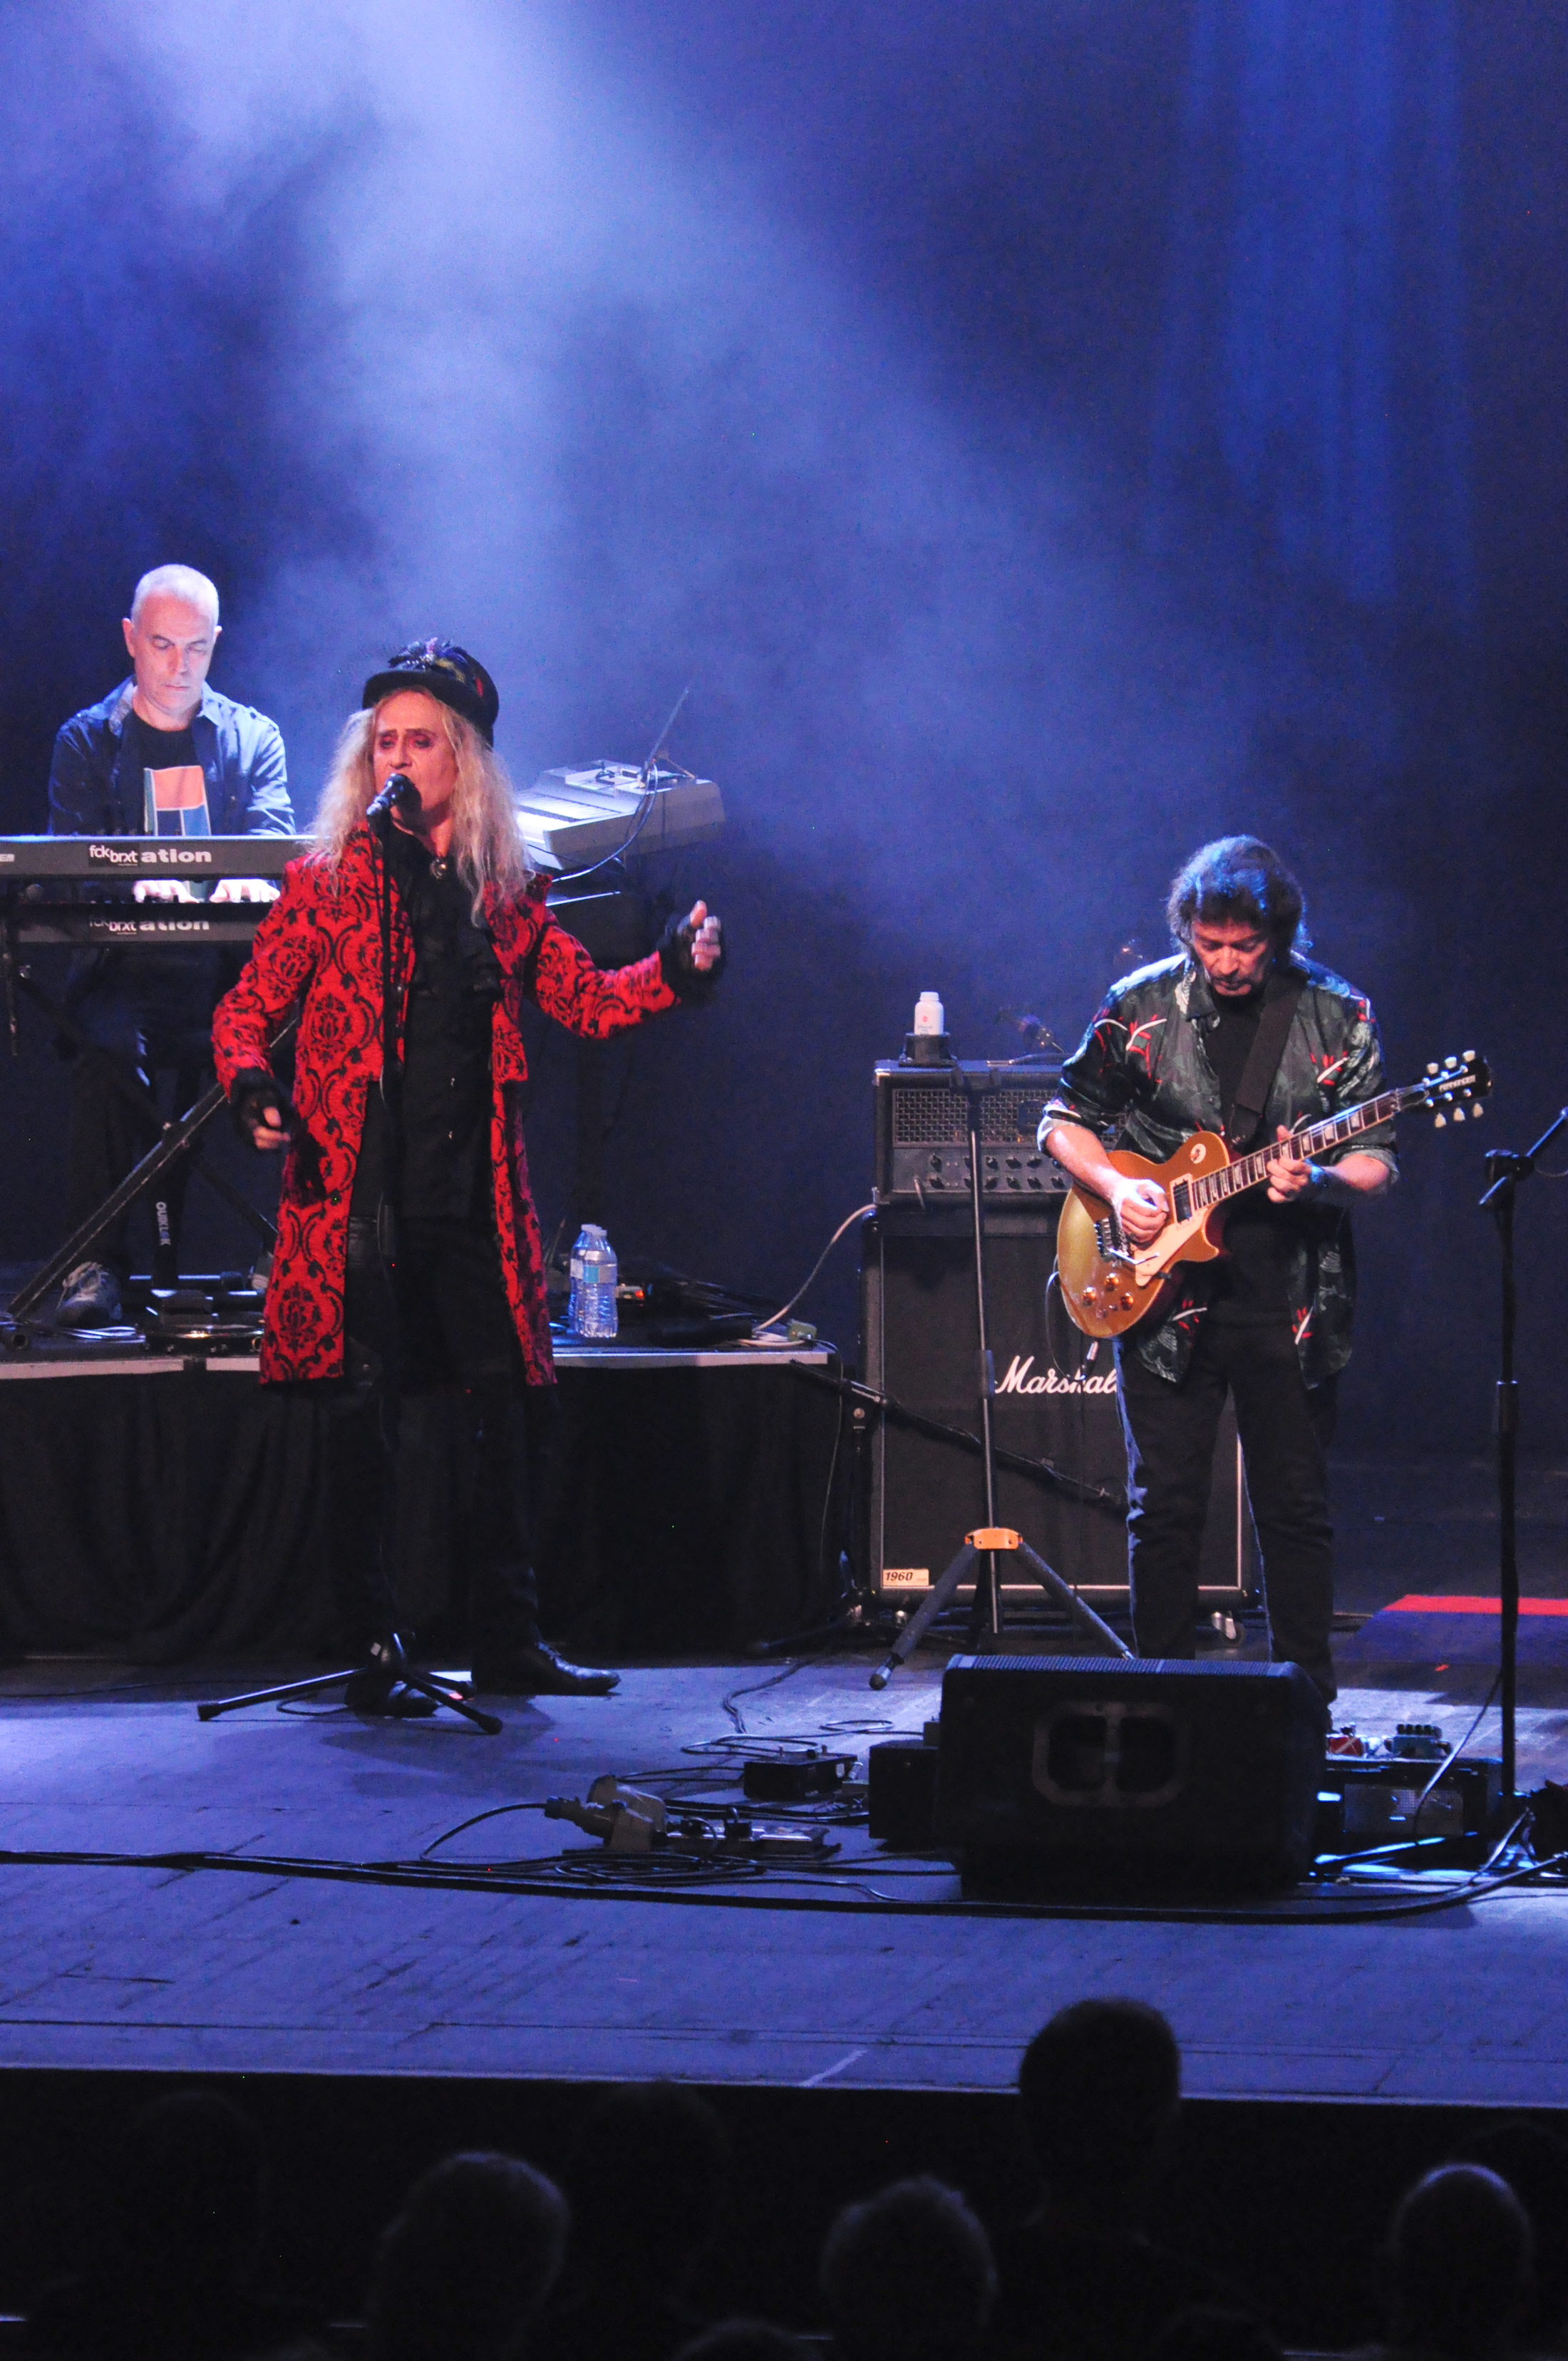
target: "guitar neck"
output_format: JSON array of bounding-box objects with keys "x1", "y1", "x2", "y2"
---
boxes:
[{"x1": 1202, "y1": 1086, "x2": 1406, "y2": 1208}]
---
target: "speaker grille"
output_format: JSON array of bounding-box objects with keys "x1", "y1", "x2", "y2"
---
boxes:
[{"x1": 891, "y1": 1086, "x2": 1051, "y2": 1147}]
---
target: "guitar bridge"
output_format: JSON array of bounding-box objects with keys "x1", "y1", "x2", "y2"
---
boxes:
[{"x1": 1093, "y1": 1212, "x2": 1134, "y2": 1267}]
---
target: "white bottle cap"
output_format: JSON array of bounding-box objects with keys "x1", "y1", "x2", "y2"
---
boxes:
[{"x1": 913, "y1": 991, "x2": 944, "y2": 1036}]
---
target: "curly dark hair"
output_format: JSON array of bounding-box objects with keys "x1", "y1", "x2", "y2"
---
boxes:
[{"x1": 1165, "y1": 836, "x2": 1308, "y2": 954}]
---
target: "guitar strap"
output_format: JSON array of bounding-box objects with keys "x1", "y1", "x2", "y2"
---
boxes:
[{"x1": 1224, "y1": 967, "x2": 1306, "y2": 1149}]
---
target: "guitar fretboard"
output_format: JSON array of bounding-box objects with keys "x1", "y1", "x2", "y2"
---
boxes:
[{"x1": 1180, "y1": 1086, "x2": 1408, "y2": 1215}]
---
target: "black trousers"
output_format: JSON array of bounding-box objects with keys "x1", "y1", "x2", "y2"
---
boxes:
[
  {"x1": 326, "y1": 1215, "x2": 553, "y2": 1664},
  {"x1": 1116, "y1": 1317, "x2": 1338, "y2": 1698}
]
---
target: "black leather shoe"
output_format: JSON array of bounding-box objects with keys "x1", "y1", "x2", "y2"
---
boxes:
[{"x1": 472, "y1": 1642, "x2": 620, "y2": 1697}]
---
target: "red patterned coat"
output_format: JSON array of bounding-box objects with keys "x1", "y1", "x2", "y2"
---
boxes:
[{"x1": 211, "y1": 828, "x2": 677, "y2": 1386}]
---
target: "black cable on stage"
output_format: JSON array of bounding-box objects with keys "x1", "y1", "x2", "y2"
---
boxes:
[
  {"x1": 420, "y1": 1800, "x2": 551, "y2": 1860},
  {"x1": 755, "y1": 1205, "x2": 875, "y2": 1334},
  {"x1": 0, "y1": 1680, "x2": 172, "y2": 1703},
  {"x1": 0, "y1": 1836, "x2": 1559, "y2": 1928},
  {"x1": 718, "y1": 1655, "x2": 824, "y2": 1734}
]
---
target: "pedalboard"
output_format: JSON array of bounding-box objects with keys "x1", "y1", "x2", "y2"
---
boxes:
[{"x1": 1316, "y1": 1755, "x2": 1503, "y2": 1853}]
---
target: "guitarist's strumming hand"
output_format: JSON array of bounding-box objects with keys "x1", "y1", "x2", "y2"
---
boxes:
[
  {"x1": 1113, "y1": 1176, "x2": 1170, "y2": 1246},
  {"x1": 1043, "y1": 1119, "x2": 1171, "y2": 1246}
]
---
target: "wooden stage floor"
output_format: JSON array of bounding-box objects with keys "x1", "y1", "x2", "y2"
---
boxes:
[{"x1": 0, "y1": 1648, "x2": 1563, "y2": 2107}]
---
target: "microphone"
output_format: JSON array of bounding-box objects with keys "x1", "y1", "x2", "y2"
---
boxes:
[{"x1": 366, "y1": 771, "x2": 418, "y2": 830}]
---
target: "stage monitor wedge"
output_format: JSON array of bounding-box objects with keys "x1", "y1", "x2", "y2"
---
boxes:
[{"x1": 935, "y1": 1653, "x2": 1327, "y2": 1894}]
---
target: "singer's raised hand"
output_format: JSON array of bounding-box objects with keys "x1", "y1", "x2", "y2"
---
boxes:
[{"x1": 685, "y1": 901, "x2": 723, "y2": 972}]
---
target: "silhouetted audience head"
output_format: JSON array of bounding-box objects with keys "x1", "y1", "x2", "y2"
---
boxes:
[
  {"x1": 674, "y1": 2325, "x2": 811, "y2": 2361},
  {"x1": 1386, "y1": 2165, "x2": 1532, "y2": 2360},
  {"x1": 366, "y1": 2151, "x2": 568, "y2": 2361},
  {"x1": 1017, "y1": 1997, "x2": 1180, "y2": 2222},
  {"x1": 1151, "y1": 2305, "x2": 1284, "y2": 2361},
  {"x1": 561, "y1": 2080, "x2": 730, "y2": 2291},
  {"x1": 820, "y1": 2176, "x2": 996, "y2": 2361},
  {"x1": 1451, "y1": 2121, "x2": 1568, "y2": 2347},
  {"x1": 112, "y1": 2089, "x2": 267, "y2": 2294}
]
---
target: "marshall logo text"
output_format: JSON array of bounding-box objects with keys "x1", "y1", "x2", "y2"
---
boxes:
[{"x1": 996, "y1": 1353, "x2": 1117, "y2": 1398}]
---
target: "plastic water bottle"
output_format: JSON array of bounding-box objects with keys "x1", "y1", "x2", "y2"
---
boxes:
[{"x1": 568, "y1": 1223, "x2": 619, "y2": 1339}]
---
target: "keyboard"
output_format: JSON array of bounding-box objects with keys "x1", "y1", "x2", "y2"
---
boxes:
[
  {"x1": 517, "y1": 766, "x2": 724, "y2": 873},
  {"x1": 9, "y1": 908, "x2": 265, "y2": 945},
  {"x1": 0, "y1": 835, "x2": 308, "y2": 881}
]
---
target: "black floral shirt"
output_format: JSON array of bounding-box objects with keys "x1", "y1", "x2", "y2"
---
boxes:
[{"x1": 1043, "y1": 954, "x2": 1397, "y2": 1387}]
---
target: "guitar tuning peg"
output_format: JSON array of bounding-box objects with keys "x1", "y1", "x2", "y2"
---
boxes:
[
  {"x1": 1426, "y1": 1062, "x2": 1440, "y2": 1076},
  {"x1": 1451, "y1": 1107, "x2": 1466, "y2": 1122},
  {"x1": 1433, "y1": 1112, "x2": 1447, "y2": 1128},
  {"x1": 1464, "y1": 1050, "x2": 1476, "y2": 1061},
  {"x1": 1470, "y1": 1099, "x2": 1483, "y2": 1117},
  {"x1": 1443, "y1": 1055, "x2": 1459, "y2": 1069}
]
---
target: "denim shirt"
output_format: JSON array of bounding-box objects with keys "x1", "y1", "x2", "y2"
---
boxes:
[
  {"x1": 47, "y1": 677, "x2": 293, "y2": 838},
  {"x1": 1043, "y1": 952, "x2": 1398, "y2": 1387}
]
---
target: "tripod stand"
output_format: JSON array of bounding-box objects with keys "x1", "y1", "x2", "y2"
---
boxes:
[
  {"x1": 197, "y1": 1630, "x2": 502, "y2": 1734},
  {"x1": 870, "y1": 1066, "x2": 1132, "y2": 1689},
  {"x1": 1480, "y1": 1103, "x2": 1568, "y2": 1808}
]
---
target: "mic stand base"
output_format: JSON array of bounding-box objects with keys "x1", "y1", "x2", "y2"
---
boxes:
[{"x1": 197, "y1": 1630, "x2": 503, "y2": 1736}]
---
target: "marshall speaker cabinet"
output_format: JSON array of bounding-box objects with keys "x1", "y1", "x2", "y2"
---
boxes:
[{"x1": 864, "y1": 1060, "x2": 1257, "y2": 1614}]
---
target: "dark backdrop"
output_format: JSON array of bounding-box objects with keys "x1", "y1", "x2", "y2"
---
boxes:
[{"x1": 0, "y1": 0, "x2": 1563, "y2": 1459}]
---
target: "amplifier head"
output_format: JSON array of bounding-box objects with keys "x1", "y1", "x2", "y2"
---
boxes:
[{"x1": 873, "y1": 1060, "x2": 1066, "y2": 1207}]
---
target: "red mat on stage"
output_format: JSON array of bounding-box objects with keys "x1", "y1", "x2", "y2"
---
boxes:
[{"x1": 1345, "y1": 1594, "x2": 1568, "y2": 1673}]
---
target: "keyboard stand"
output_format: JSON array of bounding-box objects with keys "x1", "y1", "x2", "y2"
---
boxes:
[{"x1": 2, "y1": 961, "x2": 287, "y2": 1334}]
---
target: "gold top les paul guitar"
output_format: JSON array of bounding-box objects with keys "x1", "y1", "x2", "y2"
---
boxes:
[{"x1": 1054, "y1": 1051, "x2": 1491, "y2": 1340}]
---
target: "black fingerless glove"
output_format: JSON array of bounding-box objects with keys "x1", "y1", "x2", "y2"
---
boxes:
[
  {"x1": 231, "y1": 1069, "x2": 288, "y2": 1145},
  {"x1": 230, "y1": 1069, "x2": 325, "y2": 1200},
  {"x1": 658, "y1": 910, "x2": 726, "y2": 1003}
]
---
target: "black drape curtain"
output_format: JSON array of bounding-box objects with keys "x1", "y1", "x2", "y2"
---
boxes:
[{"x1": 0, "y1": 1363, "x2": 845, "y2": 1662}]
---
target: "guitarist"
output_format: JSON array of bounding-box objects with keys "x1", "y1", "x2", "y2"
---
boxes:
[{"x1": 1041, "y1": 836, "x2": 1395, "y2": 1701}]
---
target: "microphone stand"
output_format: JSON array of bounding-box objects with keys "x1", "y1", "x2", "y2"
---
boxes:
[{"x1": 1479, "y1": 1104, "x2": 1568, "y2": 1810}]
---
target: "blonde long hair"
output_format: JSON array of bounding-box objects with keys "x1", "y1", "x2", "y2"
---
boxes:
[{"x1": 311, "y1": 699, "x2": 531, "y2": 912}]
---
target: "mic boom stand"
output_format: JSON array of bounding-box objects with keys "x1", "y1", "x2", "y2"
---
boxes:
[
  {"x1": 870, "y1": 1067, "x2": 1131, "y2": 1689},
  {"x1": 1480, "y1": 1104, "x2": 1568, "y2": 1809}
]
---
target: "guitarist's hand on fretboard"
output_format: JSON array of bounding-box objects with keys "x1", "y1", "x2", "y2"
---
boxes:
[
  {"x1": 1265, "y1": 1123, "x2": 1312, "y2": 1203},
  {"x1": 1264, "y1": 1121, "x2": 1396, "y2": 1209}
]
